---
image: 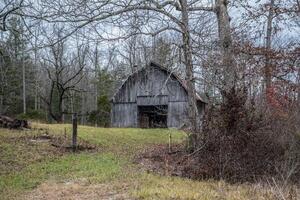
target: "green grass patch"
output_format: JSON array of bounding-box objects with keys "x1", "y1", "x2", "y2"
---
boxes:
[
  {"x1": 0, "y1": 124, "x2": 185, "y2": 199},
  {"x1": 0, "y1": 152, "x2": 126, "y2": 199},
  {"x1": 33, "y1": 123, "x2": 185, "y2": 156}
]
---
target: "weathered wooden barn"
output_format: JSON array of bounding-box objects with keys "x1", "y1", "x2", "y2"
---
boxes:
[{"x1": 111, "y1": 62, "x2": 206, "y2": 128}]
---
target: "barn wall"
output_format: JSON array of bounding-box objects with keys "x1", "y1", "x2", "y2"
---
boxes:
[
  {"x1": 111, "y1": 63, "x2": 202, "y2": 128},
  {"x1": 167, "y1": 101, "x2": 205, "y2": 128},
  {"x1": 111, "y1": 103, "x2": 137, "y2": 127},
  {"x1": 137, "y1": 95, "x2": 168, "y2": 106},
  {"x1": 167, "y1": 101, "x2": 189, "y2": 128},
  {"x1": 166, "y1": 78, "x2": 188, "y2": 102},
  {"x1": 113, "y1": 65, "x2": 188, "y2": 103},
  {"x1": 113, "y1": 74, "x2": 137, "y2": 103}
]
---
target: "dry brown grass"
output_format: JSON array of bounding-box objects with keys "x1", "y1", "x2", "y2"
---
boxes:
[{"x1": 24, "y1": 180, "x2": 131, "y2": 200}]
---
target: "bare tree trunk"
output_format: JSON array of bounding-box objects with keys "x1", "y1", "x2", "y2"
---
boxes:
[
  {"x1": 94, "y1": 44, "x2": 99, "y2": 111},
  {"x1": 215, "y1": 0, "x2": 235, "y2": 91},
  {"x1": 34, "y1": 81, "x2": 38, "y2": 110},
  {"x1": 22, "y1": 47, "x2": 26, "y2": 114},
  {"x1": 61, "y1": 99, "x2": 65, "y2": 123},
  {"x1": 297, "y1": 66, "x2": 300, "y2": 106},
  {"x1": 0, "y1": 32, "x2": 3, "y2": 114},
  {"x1": 180, "y1": 0, "x2": 199, "y2": 150},
  {"x1": 34, "y1": 30, "x2": 38, "y2": 111},
  {"x1": 0, "y1": 95, "x2": 3, "y2": 114},
  {"x1": 265, "y1": 0, "x2": 275, "y2": 93},
  {"x1": 81, "y1": 91, "x2": 85, "y2": 125},
  {"x1": 58, "y1": 92, "x2": 64, "y2": 123},
  {"x1": 71, "y1": 91, "x2": 74, "y2": 114}
]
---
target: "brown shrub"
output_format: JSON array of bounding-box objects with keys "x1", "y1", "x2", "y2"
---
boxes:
[{"x1": 187, "y1": 87, "x2": 300, "y2": 183}]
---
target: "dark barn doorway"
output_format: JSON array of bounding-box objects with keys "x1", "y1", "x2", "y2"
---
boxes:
[{"x1": 138, "y1": 105, "x2": 168, "y2": 128}]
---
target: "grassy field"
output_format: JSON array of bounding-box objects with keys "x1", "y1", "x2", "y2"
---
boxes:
[{"x1": 0, "y1": 124, "x2": 294, "y2": 199}]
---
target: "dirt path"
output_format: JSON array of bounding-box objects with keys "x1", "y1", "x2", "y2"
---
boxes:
[{"x1": 24, "y1": 180, "x2": 132, "y2": 200}]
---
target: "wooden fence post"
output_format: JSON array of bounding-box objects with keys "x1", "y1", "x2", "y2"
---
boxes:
[{"x1": 72, "y1": 113, "x2": 78, "y2": 152}]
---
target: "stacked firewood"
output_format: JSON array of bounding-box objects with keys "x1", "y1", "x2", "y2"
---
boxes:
[{"x1": 0, "y1": 115, "x2": 30, "y2": 129}]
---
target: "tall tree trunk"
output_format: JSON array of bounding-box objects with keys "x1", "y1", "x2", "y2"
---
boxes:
[
  {"x1": 215, "y1": 0, "x2": 235, "y2": 91},
  {"x1": 81, "y1": 90, "x2": 85, "y2": 125},
  {"x1": 180, "y1": 0, "x2": 199, "y2": 150},
  {"x1": 94, "y1": 44, "x2": 99, "y2": 111},
  {"x1": 34, "y1": 30, "x2": 39, "y2": 111},
  {"x1": 22, "y1": 48, "x2": 26, "y2": 114},
  {"x1": 58, "y1": 91, "x2": 64, "y2": 123},
  {"x1": 61, "y1": 99, "x2": 65, "y2": 123},
  {"x1": 265, "y1": 0, "x2": 275, "y2": 94},
  {"x1": 297, "y1": 66, "x2": 300, "y2": 107},
  {"x1": 34, "y1": 81, "x2": 38, "y2": 110},
  {"x1": 0, "y1": 95, "x2": 3, "y2": 113},
  {"x1": 215, "y1": 0, "x2": 242, "y2": 137}
]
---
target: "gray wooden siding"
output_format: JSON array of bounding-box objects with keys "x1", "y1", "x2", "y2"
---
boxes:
[
  {"x1": 113, "y1": 65, "x2": 188, "y2": 103},
  {"x1": 137, "y1": 95, "x2": 168, "y2": 106},
  {"x1": 113, "y1": 74, "x2": 137, "y2": 103},
  {"x1": 111, "y1": 103, "x2": 137, "y2": 127},
  {"x1": 111, "y1": 63, "x2": 205, "y2": 128},
  {"x1": 167, "y1": 101, "x2": 189, "y2": 127}
]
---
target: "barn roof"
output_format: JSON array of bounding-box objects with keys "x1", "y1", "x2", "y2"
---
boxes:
[{"x1": 112, "y1": 61, "x2": 207, "y2": 103}]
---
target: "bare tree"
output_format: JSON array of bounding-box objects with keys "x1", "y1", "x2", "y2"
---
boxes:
[
  {"x1": 41, "y1": 29, "x2": 87, "y2": 122},
  {"x1": 0, "y1": 0, "x2": 24, "y2": 32}
]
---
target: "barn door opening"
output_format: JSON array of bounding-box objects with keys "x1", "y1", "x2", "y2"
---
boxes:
[{"x1": 138, "y1": 105, "x2": 168, "y2": 128}]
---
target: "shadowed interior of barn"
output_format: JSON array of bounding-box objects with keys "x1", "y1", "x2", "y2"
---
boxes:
[
  {"x1": 138, "y1": 105, "x2": 168, "y2": 128},
  {"x1": 111, "y1": 62, "x2": 206, "y2": 128}
]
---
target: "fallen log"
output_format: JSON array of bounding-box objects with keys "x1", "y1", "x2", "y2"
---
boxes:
[{"x1": 0, "y1": 115, "x2": 30, "y2": 129}]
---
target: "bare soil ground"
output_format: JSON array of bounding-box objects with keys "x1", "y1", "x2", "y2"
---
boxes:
[
  {"x1": 24, "y1": 180, "x2": 131, "y2": 200},
  {"x1": 135, "y1": 144, "x2": 186, "y2": 176}
]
